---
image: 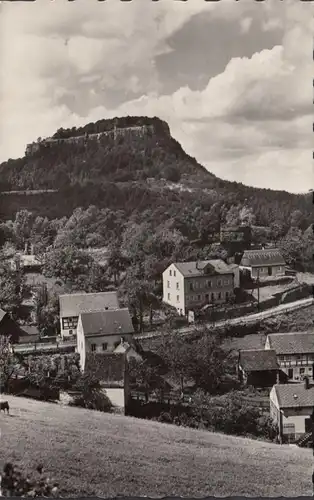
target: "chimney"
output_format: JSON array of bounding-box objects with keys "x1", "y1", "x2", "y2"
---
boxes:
[
  {"x1": 304, "y1": 376, "x2": 310, "y2": 390},
  {"x1": 196, "y1": 261, "x2": 201, "y2": 270}
]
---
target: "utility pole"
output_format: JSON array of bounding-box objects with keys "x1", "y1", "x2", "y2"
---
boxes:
[
  {"x1": 257, "y1": 268, "x2": 260, "y2": 312},
  {"x1": 311, "y1": 407, "x2": 314, "y2": 496}
]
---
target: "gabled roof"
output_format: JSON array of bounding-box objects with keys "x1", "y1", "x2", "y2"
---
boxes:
[
  {"x1": 0, "y1": 308, "x2": 7, "y2": 322},
  {"x1": 171, "y1": 259, "x2": 235, "y2": 278},
  {"x1": 84, "y1": 352, "x2": 126, "y2": 388},
  {"x1": 266, "y1": 332, "x2": 314, "y2": 355},
  {"x1": 80, "y1": 308, "x2": 134, "y2": 337},
  {"x1": 240, "y1": 249, "x2": 285, "y2": 267},
  {"x1": 59, "y1": 291, "x2": 119, "y2": 317},
  {"x1": 273, "y1": 383, "x2": 314, "y2": 408},
  {"x1": 239, "y1": 349, "x2": 279, "y2": 372}
]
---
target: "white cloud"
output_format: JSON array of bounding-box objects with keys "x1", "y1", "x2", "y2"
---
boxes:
[{"x1": 0, "y1": 0, "x2": 313, "y2": 193}]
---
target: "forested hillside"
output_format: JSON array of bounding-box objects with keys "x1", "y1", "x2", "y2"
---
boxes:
[{"x1": 0, "y1": 116, "x2": 313, "y2": 227}]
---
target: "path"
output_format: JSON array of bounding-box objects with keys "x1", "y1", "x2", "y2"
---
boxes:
[{"x1": 135, "y1": 297, "x2": 314, "y2": 341}]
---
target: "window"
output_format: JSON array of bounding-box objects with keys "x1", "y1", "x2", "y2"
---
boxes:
[
  {"x1": 226, "y1": 291, "x2": 229, "y2": 299},
  {"x1": 167, "y1": 280, "x2": 170, "y2": 288},
  {"x1": 102, "y1": 343, "x2": 108, "y2": 351},
  {"x1": 167, "y1": 293, "x2": 170, "y2": 300},
  {"x1": 218, "y1": 292, "x2": 221, "y2": 299},
  {"x1": 206, "y1": 280, "x2": 212, "y2": 288},
  {"x1": 195, "y1": 282, "x2": 199, "y2": 289},
  {"x1": 224, "y1": 279, "x2": 229, "y2": 285},
  {"x1": 189, "y1": 283, "x2": 193, "y2": 291},
  {"x1": 176, "y1": 282, "x2": 179, "y2": 290},
  {"x1": 169, "y1": 270, "x2": 172, "y2": 276},
  {"x1": 300, "y1": 368, "x2": 305, "y2": 375},
  {"x1": 62, "y1": 317, "x2": 78, "y2": 330},
  {"x1": 278, "y1": 266, "x2": 281, "y2": 271},
  {"x1": 91, "y1": 344, "x2": 96, "y2": 352},
  {"x1": 176, "y1": 295, "x2": 180, "y2": 302},
  {"x1": 197, "y1": 294, "x2": 201, "y2": 301},
  {"x1": 174, "y1": 270, "x2": 176, "y2": 277}
]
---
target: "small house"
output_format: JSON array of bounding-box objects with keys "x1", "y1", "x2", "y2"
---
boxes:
[
  {"x1": 0, "y1": 309, "x2": 28, "y2": 344},
  {"x1": 76, "y1": 308, "x2": 135, "y2": 371},
  {"x1": 270, "y1": 378, "x2": 314, "y2": 443},
  {"x1": 239, "y1": 248, "x2": 285, "y2": 279},
  {"x1": 238, "y1": 349, "x2": 280, "y2": 387},
  {"x1": 265, "y1": 331, "x2": 314, "y2": 382},
  {"x1": 59, "y1": 291, "x2": 120, "y2": 338}
]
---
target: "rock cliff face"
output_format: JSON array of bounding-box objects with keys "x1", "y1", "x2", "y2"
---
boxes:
[{"x1": 0, "y1": 116, "x2": 312, "y2": 225}]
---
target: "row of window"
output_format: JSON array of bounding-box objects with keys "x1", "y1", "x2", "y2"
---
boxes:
[
  {"x1": 278, "y1": 354, "x2": 314, "y2": 362},
  {"x1": 169, "y1": 269, "x2": 177, "y2": 277},
  {"x1": 62, "y1": 317, "x2": 78, "y2": 330},
  {"x1": 90, "y1": 339, "x2": 123, "y2": 352},
  {"x1": 167, "y1": 291, "x2": 229, "y2": 303},
  {"x1": 166, "y1": 279, "x2": 230, "y2": 290},
  {"x1": 257, "y1": 266, "x2": 282, "y2": 272}
]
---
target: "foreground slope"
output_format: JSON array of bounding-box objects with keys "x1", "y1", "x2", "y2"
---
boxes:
[{"x1": 0, "y1": 396, "x2": 312, "y2": 497}]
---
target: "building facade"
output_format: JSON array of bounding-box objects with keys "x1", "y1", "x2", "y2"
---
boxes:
[
  {"x1": 162, "y1": 260, "x2": 237, "y2": 315},
  {"x1": 265, "y1": 332, "x2": 314, "y2": 382},
  {"x1": 239, "y1": 249, "x2": 286, "y2": 279},
  {"x1": 59, "y1": 291, "x2": 120, "y2": 338},
  {"x1": 76, "y1": 308, "x2": 134, "y2": 371},
  {"x1": 270, "y1": 380, "x2": 314, "y2": 442}
]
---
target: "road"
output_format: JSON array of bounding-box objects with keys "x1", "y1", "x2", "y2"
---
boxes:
[{"x1": 135, "y1": 297, "x2": 314, "y2": 341}]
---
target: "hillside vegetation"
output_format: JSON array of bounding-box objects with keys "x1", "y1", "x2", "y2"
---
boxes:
[
  {"x1": 0, "y1": 396, "x2": 312, "y2": 497},
  {"x1": 0, "y1": 116, "x2": 313, "y2": 226}
]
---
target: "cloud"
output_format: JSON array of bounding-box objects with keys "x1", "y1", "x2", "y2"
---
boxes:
[{"x1": 0, "y1": 0, "x2": 313, "y2": 193}]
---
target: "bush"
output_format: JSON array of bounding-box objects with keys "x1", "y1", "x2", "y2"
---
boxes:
[
  {"x1": 1, "y1": 463, "x2": 59, "y2": 497},
  {"x1": 157, "y1": 411, "x2": 173, "y2": 423},
  {"x1": 69, "y1": 388, "x2": 113, "y2": 412}
]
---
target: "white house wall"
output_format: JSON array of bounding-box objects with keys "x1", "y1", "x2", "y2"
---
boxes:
[{"x1": 162, "y1": 264, "x2": 185, "y2": 314}]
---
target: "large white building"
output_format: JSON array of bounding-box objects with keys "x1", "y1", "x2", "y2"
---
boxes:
[{"x1": 162, "y1": 260, "x2": 238, "y2": 315}]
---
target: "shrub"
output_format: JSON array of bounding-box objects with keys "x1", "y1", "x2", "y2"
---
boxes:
[
  {"x1": 1, "y1": 463, "x2": 59, "y2": 497},
  {"x1": 157, "y1": 411, "x2": 173, "y2": 423},
  {"x1": 69, "y1": 388, "x2": 113, "y2": 412}
]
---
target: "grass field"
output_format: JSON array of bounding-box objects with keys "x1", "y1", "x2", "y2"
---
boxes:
[{"x1": 0, "y1": 396, "x2": 313, "y2": 497}]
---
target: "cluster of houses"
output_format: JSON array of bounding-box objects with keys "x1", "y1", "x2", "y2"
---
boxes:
[
  {"x1": 1, "y1": 242, "x2": 313, "y2": 443},
  {"x1": 238, "y1": 331, "x2": 314, "y2": 444},
  {"x1": 162, "y1": 247, "x2": 286, "y2": 315}
]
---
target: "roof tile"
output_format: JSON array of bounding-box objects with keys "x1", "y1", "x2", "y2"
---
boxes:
[{"x1": 239, "y1": 349, "x2": 279, "y2": 372}]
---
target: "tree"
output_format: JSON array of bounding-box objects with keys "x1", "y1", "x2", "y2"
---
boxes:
[
  {"x1": 36, "y1": 292, "x2": 60, "y2": 337},
  {"x1": 42, "y1": 246, "x2": 103, "y2": 290},
  {"x1": 187, "y1": 331, "x2": 233, "y2": 393},
  {"x1": 128, "y1": 357, "x2": 164, "y2": 402},
  {"x1": 239, "y1": 206, "x2": 256, "y2": 226},
  {"x1": 290, "y1": 209, "x2": 305, "y2": 229},
  {"x1": 0, "y1": 336, "x2": 19, "y2": 393},
  {"x1": 0, "y1": 262, "x2": 25, "y2": 317},
  {"x1": 107, "y1": 246, "x2": 128, "y2": 286},
  {"x1": 225, "y1": 205, "x2": 240, "y2": 227},
  {"x1": 12, "y1": 210, "x2": 34, "y2": 249},
  {"x1": 157, "y1": 330, "x2": 194, "y2": 393}
]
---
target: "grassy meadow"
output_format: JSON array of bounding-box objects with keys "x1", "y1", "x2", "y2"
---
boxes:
[{"x1": 0, "y1": 395, "x2": 312, "y2": 497}]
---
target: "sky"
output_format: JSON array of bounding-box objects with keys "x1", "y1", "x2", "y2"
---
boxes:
[{"x1": 0, "y1": 0, "x2": 313, "y2": 193}]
